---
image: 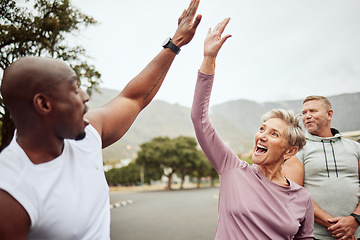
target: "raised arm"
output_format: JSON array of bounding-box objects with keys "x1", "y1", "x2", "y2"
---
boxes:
[
  {"x1": 191, "y1": 18, "x2": 234, "y2": 173},
  {"x1": 86, "y1": 0, "x2": 202, "y2": 148}
]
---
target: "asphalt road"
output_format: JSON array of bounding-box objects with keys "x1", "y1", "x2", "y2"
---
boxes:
[{"x1": 110, "y1": 187, "x2": 219, "y2": 240}]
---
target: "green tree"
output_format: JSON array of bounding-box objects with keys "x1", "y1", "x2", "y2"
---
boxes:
[
  {"x1": 191, "y1": 150, "x2": 215, "y2": 188},
  {"x1": 136, "y1": 136, "x2": 168, "y2": 183},
  {"x1": 142, "y1": 165, "x2": 163, "y2": 185},
  {"x1": 173, "y1": 136, "x2": 198, "y2": 189},
  {"x1": 208, "y1": 164, "x2": 219, "y2": 187},
  {"x1": 121, "y1": 163, "x2": 141, "y2": 186},
  {"x1": 0, "y1": 0, "x2": 101, "y2": 150},
  {"x1": 136, "y1": 137, "x2": 174, "y2": 189},
  {"x1": 105, "y1": 162, "x2": 143, "y2": 186},
  {"x1": 105, "y1": 167, "x2": 122, "y2": 186},
  {"x1": 105, "y1": 160, "x2": 170, "y2": 187},
  {"x1": 136, "y1": 136, "x2": 200, "y2": 190}
]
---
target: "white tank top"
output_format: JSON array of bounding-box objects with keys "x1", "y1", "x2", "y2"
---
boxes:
[{"x1": 0, "y1": 125, "x2": 110, "y2": 239}]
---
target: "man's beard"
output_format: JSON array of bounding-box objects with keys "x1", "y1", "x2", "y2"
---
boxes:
[{"x1": 75, "y1": 131, "x2": 86, "y2": 141}]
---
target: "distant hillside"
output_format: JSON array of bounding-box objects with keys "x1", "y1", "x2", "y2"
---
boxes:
[
  {"x1": 88, "y1": 89, "x2": 360, "y2": 162},
  {"x1": 211, "y1": 92, "x2": 360, "y2": 137}
]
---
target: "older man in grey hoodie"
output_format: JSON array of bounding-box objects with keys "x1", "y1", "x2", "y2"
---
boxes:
[{"x1": 283, "y1": 95, "x2": 360, "y2": 240}]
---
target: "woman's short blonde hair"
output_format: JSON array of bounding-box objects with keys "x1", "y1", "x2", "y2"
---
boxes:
[{"x1": 261, "y1": 109, "x2": 306, "y2": 150}]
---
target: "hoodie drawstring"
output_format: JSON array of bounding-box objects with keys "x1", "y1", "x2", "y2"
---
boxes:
[
  {"x1": 330, "y1": 141, "x2": 339, "y2": 177},
  {"x1": 321, "y1": 140, "x2": 330, "y2": 177},
  {"x1": 321, "y1": 140, "x2": 338, "y2": 177}
]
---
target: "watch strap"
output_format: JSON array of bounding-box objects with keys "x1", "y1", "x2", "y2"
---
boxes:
[
  {"x1": 350, "y1": 213, "x2": 360, "y2": 224},
  {"x1": 163, "y1": 38, "x2": 181, "y2": 55}
]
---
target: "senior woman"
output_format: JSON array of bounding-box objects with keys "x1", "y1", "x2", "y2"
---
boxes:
[{"x1": 191, "y1": 18, "x2": 314, "y2": 239}]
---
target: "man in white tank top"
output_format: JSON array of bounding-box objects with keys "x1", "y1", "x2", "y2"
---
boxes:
[{"x1": 0, "y1": 1, "x2": 202, "y2": 239}]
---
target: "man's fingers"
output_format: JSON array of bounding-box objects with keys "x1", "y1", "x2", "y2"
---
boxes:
[
  {"x1": 181, "y1": 0, "x2": 199, "y2": 20},
  {"x1": 178, "y1": 9, "x2": 186, "y2": 25},
  {"x1": 179, "y1": 0, "x2": 200, "y2": 26},
  {"x1": 328, "y1": 217, "x2": 340, "y2": 223},
  {"x1": 192, "y1": 14, "x2": 202, "y2": 30},
  {"x1": 186, "y1": 0, "x2": 200, "y2": 18}
]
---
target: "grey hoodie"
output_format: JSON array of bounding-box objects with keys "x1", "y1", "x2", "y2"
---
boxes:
[{"x1": 297, "y1": 128, "x2": 360, "y2": 239}]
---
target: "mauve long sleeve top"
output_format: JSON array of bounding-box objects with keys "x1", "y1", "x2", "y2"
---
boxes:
[{"x1": 191, "y1": 71, "x2": 314, "y2": 240}]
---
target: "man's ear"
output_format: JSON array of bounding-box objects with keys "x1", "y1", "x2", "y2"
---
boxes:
[
  {"x1": 284, "y1": 146, "x2": 299, "y2": 161},
  {"x1": 327, "y1": 109, "x2": 333, "y2": 120},
  {"x1": 33, "y1": 93, "x2": 51, "y2": 115}
]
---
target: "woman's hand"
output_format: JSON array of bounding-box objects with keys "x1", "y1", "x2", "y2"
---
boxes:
[
  {"x1": 200, "y1": 18, "x2": 232, "y2": 74},
  {"x1": 204, "y1": 18, "x2": 232, "y2": 58}
]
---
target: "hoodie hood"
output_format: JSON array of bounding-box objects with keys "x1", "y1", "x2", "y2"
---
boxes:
[{"x1": 305, "y1": 128, "x2": 342, "y2": 142}]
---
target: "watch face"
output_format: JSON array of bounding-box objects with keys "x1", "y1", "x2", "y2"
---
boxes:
[{"x1": 162, "y1": 37, "x2": 171, "y2": 47}]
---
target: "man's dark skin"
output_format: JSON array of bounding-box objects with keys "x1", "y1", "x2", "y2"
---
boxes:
[{"x1": 0, "y1": 0, "x2": 202, "y2": 238}]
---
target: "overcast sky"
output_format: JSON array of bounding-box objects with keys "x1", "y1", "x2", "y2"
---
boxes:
[{"x1": 71, "y1": 0, "x2": 360, "y2": 107}]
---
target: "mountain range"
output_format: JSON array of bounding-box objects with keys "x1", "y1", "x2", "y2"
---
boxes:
[{"x1": 88, "y1": 88, "x2": 360, "y2": 162}]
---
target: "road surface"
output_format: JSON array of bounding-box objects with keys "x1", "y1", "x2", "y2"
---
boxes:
[{"x1": 110, "y1": 187, "x2": 219, "y2": 240}]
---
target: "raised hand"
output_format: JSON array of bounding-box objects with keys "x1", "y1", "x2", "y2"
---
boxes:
[
  {"x1": 204, "y1": 18, "x2": 232, "y2": 58},
  {"x1": 200, "y1": 18, "x2": 232, "y2": 74},
  {"x1": 172, "y1": 0, "x2": 202, "y2": 47}
]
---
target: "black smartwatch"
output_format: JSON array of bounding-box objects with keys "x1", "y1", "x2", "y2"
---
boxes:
[
  {"x1": 350, "y1": 213, "x2": 360, "y2": 225},
  {"x1": 162, "y1": 37, "x2": 181, "y2": 55}
]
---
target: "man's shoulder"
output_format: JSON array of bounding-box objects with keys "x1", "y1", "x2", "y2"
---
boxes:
[
  {"x1": 339, "y1": 136, "x2": 360, "y2": 145},
  {"x1": 339, "y1": 137, "x2": 360, "y2": 153},
  {"x1": 85, "y1": 124, "x2": 101, "y2": 144},
  {"x1": 0, "y1": 138, "x2": 26, "y2": 169},
  {"x1": 298, "y1": 139, "x2": 319, "y2": 154}
]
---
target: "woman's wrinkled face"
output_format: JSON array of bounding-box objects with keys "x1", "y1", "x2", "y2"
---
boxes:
[{"x1": 252, "y1": 118, "x2": 289, "y2": 166}]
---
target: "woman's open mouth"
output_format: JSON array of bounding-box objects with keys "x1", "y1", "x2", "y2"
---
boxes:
[{"x1": 255, "y1": 144, "x2": 268, "y2": 154}]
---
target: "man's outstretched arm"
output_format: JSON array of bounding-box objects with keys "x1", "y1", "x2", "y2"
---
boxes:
[{"x1": 86, "y1": 0, "x2": 202, "y2": 148}]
